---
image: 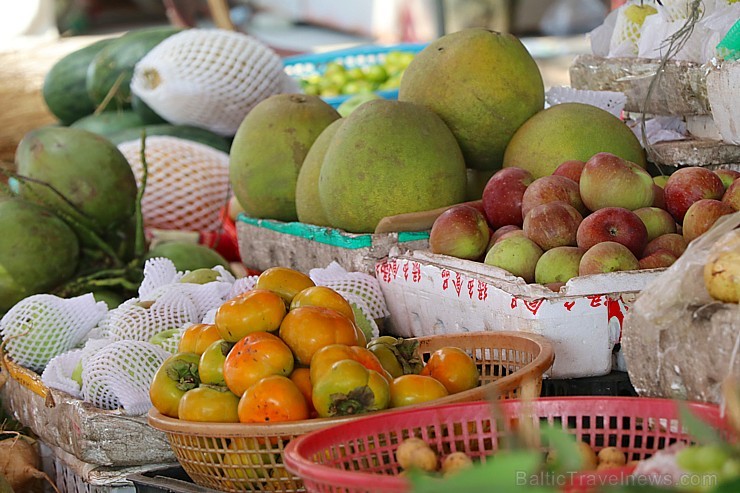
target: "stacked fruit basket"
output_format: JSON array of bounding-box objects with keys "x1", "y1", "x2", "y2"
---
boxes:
[{"x1": 1, "y1": 2, "x2": 739, "y2": 491}]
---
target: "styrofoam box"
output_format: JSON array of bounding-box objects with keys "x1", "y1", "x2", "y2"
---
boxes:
[
  {"x1": 375, "y1": 249, "x2": 663, "y2": 379},
  {"x1": 236, "y1": 215, "x2": 429, "y2": 275}
]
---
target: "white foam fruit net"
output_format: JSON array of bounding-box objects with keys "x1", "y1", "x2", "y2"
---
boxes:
[
  {"x1": 0, "y1": 294, "x2": 108, "y2": 372},
  {"x1": 545, "y1": 87, "x2": 627, "y2": 117},
  {"x1": 41, "y1": 349, "x2": 83, "y2": 398},
  {"x1": 118, "y1": 136, "x2": 230, "y2": 234},
  {"x1": 609, "y1": 2, "x2": 657, "y2": 56},
  {"x1": 98, "y1": 258, "x2": 235, "y2": 343},
  {"x1": 130, "y1": 28, "x2": 288, "y2": 136},
  {"x1": 81, "y1": 340, "x2": 170, "y2": 415},
  {"x1": 309, "y1": 262, "x2": 389, "y2": 338}
]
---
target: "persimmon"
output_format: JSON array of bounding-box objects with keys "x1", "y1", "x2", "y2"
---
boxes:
[
  {"x1": 255, "y1": 267, "x2": 315, "y2": 304},
  {"x1": 238, "y1": 375, "x2": 309, "y2": 423},
  {"x1": 223, "y1": 332, "x2": 294, "y2": 397},
  {"x1": 215, "y1": 289, "x2": 287, "y2": 342},
  {"x1": 279, "y1": 306, "x2": 359, "y2": 365}
]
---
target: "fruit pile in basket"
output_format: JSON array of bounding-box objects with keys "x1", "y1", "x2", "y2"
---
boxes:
[
  {"x1": 295, "y1": 50, "x2": 417, "y2": 98},
  {"x1": 429, "y1": 156, "x2": 739, "y2": 291},
  {"x1": 149, "y1": 266, "x2": 481, "y2": 423}
]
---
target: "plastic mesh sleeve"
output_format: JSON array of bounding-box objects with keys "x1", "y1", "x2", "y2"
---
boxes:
[
  {"x1": 130, "y1": 29, "x2": 287, "y2": 136},
  {"x1": 0, "y1": 294, "x2": 108, "y2": 372},
  {"x1": 118, "y1": 136, "x2": 230, "y2": 234},
  {"x1": 81, "y1": 340, "x2": 170, "y2": 415}
]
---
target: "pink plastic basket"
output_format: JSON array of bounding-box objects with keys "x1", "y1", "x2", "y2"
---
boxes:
[{"x1": 283, "y1": 397, "x2": 730, "y2": 493}]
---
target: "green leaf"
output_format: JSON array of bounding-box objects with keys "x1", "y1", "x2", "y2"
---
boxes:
[
  {"x1": 711, "y1": 476, "x2": 740, "y2": 493},
  {"x1": 411, "y1": 450, "x2": 554, "y2": 493},
  {"x1": 679, "y1": 402, "x2": 725, "y2": 446},
  {"x1": 540, "y1": 426, "x2": 584, "y2": 473}
]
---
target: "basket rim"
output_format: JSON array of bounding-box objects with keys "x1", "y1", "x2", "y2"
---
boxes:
[
  {"x1": 282, "y1": 397, "x2": 725, "y2": 491},
  {"x1": 148, "y1": 330, "x2": 555, "y2": 436}
]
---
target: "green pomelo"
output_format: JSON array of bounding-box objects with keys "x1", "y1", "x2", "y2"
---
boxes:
[
  {"x1": 145, "y1": 241, "x2": 230, "y2": 272},
  {"x1": 71, "y1": 111, "x2": 145, "y2": 138},
  {"x1": 14, "y1": 127, "x2": 138, "y2": 240},
  {"x1": 295, "y1": 119, "x2": 345, "y2": 226},
  {"x1": 398, "y1": 28, "x2": 544, "y2": 171},
  {"x1": 230, "y1": 94, "x2": 340, "y2": 222},
  {"x1": 319, "y1": 99, "x2": 467, "y2": 233},
  {"x1": 503, "y1": 103, "x2": 647, "y2": 179},
  {"x1": 0, "y1": 199, "x2": 79, "y2": 312}
]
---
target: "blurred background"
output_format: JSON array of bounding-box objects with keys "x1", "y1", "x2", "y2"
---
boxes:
[{"x1": 0, "y1": 0, "x2": 615, "y2": 163}]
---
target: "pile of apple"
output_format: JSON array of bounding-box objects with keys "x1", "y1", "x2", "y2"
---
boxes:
[{"x1": 430, "y1": 152, "x2": 739, "y2": 291}]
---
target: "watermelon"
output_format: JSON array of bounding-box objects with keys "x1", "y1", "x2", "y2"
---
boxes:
[
  {"x1": 42, "y1": 38, "x2": 115, "y2": 124},
  {"x1": 109, "y1": 124, "x2": 231, "y2": 153},
  {"x1": 86, "y1": 26, "x2": 180, "y2": 112},
  {"x1": 71, "y1": 111, "x2": 145, "y2": 139}
]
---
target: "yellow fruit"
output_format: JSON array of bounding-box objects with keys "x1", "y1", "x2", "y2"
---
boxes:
[
  {"x1": 503, "y1": 103, "x2": 647, "y2": 179},
  {"x1": 703, "y1": 229, "x2": 740, "y2": 303},
  {"x1": 624, "y1": 5, "x2": 658, "y2": 26},
  {"x1": 399, "y1": 28, "x2": 544, "y2": 171}
]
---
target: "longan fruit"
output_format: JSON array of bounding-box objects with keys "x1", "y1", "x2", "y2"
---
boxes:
[
  {"x1": 597, "y1": 447, "x2": 626, "y2": 467},
  {"x1": 441, "y1": 452, "x2": 474, "y2": 477},
  {"x1": 395, "y1": 438, "x2": 438, "y2": 472}
]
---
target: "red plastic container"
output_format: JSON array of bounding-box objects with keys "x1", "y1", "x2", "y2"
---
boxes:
[{"x1": 283, "y1": 397, "x2": 729, "y2": 493}]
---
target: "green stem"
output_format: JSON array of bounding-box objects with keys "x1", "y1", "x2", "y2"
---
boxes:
[{"x1": 134, "y1": 130, "x2": 148, "y2": 258}]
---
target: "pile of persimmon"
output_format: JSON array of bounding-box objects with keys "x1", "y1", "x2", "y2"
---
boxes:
[{"x1": 149, "y1": 266, "x2": 481, "y2": 424}]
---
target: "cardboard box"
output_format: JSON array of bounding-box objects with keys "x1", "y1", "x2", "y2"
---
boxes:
[
  {"x1": 236, "y1": 215, "x2": 429, "y2": 275},
  {"x1": 376, "y1": 249, "x2": 662, "y2": 379}
]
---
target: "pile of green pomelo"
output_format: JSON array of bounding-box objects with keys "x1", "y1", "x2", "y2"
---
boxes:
[{"x1": 2, "y1": 25, "x2": 650, "y2": 316}]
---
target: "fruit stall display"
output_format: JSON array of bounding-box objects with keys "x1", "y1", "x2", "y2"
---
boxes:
[{"x1": 0, "y1": 2, "x2": 738, "y2": 490}]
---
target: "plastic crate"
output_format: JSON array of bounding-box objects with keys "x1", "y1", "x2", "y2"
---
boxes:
[
  {"x1": 540, "y1": 371, "x2": 638, "y2": 397},
  {"x1": 283, "y1": 43, "x2": 427, "y2": 108},
  {"x1": 283, "y1": 397, "x2": 731, "y2": 493}
]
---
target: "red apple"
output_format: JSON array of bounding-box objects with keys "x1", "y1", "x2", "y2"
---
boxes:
[
  {"x1": 681, "y1": 199, "x2": 735, "y2": 243},
  {"x1": 638, "y1": 249, "x2": 678, "y2": 270},
  {"x1": 722, "y1": 179, "x2": 740, "y2": 211},
  {"x1": 652, "y1": 184, "x2": 666, "y2": 209},
  {"x1": 663, "y1": 167, "x2": 725, "y2": 223},
  {"x1": 429, "y1": 205, "x2": 490, "y2": 260},
  {"x1": 521, "y1": 175, "x2": 586, "y2": 219},
  {"x1": 579, "y1": 241, "x2": 640, "y2": 276},
  {"x1": 579, "y1": 152, "x2": 654, "y2": 212},
  {"x1": 552, "y1": 160, "x2": 586, "y2": 184},
  {"x1": 534, "y1": 246, "x2": 585, "y2": 285},
  {"x1": 484, "y1": 235, "x2": 543, "y2": 283},
  {"x1": 633, "y1": 206, "x2": 677, "y2": 242},
  {"x1": 576, "y1": 207, "x2": 648, "y2": 258},
  {"x1": 714, "y1": 169, "x2": 740, "y2": 190},
  {"x1": 481, "y1": 167, "x2": 534, "y2": 229},
  {"x1": 523, "y1": 201, "x2": 583, "y2": 250},
  {"x1": 489, "y1": 225, "x2": 521, "y2": 247},
  {"x1": 643, "y1": 233, "x2": 688, "y2": 259}
]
